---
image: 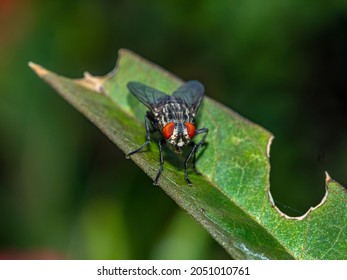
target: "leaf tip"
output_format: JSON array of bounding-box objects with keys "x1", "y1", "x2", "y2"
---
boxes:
[
  {"x1": 118, "y1": 48, "x2": 138, "y2": 59},
  {"x1": 28, "y1": 61, "x2": 49, "y2": 77},
  {"x1": 325, "y1": 171, "x2": 332, "y2": 183}
]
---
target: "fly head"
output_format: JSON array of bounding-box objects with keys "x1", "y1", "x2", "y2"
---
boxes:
[{"x1": 162, "y1": 121, "x2": 196, "y2": 153}]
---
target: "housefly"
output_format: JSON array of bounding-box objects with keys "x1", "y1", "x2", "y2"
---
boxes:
[{"x1": 126, "y1": 80, "x2": 209, "y2": 186}]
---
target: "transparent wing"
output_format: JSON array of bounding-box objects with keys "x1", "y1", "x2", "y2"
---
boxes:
[
  {"x1": 172, "y1": 80, "x2": 205, "y2": 112},
  {"x1": 127, "y1": 82, "x2": 169, "y2": 111}
]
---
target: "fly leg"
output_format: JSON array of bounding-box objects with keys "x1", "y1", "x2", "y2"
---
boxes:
[
  {"x1": 153, "y1": 138, "x2": 165, "y2": 186},
  {"x1": 126, "y1": 113, "x2": 152, "y2": 158},
  {"x1": 184, "y1": 127, "x2": 209, "y2": 185},
  {"x1": 184, "y1": 144, "x2": 196, "y2": 186},
  {"x1": 191, "y1": 127, "x2": 209, "y2": 173}
]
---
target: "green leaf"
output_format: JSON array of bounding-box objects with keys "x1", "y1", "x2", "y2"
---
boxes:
[{"x1": 29, "y1": 49, "x2": 347, "y2": 259}]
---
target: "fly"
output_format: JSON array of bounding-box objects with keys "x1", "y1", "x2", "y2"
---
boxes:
[{"x1": 126, "y1": 80, "x2": 209, "y2": 186}]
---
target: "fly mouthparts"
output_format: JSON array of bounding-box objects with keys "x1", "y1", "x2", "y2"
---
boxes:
[{"x1": 174, "y1": 148, "x2": 184, "y2": 154}]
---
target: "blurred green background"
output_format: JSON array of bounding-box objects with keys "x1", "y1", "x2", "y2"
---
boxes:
[{"x1": 1, "y1": 0, "x2": 346, "y2": 259}]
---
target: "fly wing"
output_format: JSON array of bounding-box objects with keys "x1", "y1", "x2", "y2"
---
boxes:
[
  {"x1": 172, "y1": 80, "x2": 205, "y2": 112},
  {"x1": 127, "y1": 82, "x2": 169, "y2": 111}
]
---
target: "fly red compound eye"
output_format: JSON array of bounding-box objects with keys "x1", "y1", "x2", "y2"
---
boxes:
[
  {"x1": 185, "y1": 122, "x2": 196, "y2": 139},
  {"x1": 162, "y1": 122, "x2": 175, "y2": 139}
]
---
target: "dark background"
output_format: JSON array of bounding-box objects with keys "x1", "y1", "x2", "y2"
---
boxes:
[{"x1": 1, "y1": 0, "x2": 346, "y2": 259}]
